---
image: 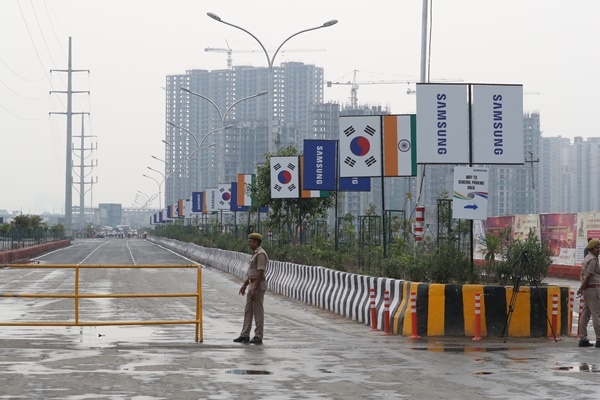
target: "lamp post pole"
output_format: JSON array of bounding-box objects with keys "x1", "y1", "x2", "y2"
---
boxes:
[
  {"x1": 142, "y1": 174, "x2": 163, "y2": 210},
  {"x1": 179, "y1": 89, "x2": 267, "y2": 188},
  {"x1": 162, "y1": 139, "x2": 197, "y2": 203},
  {"x1": 206, "y1": 12, "x2": 337, "y2": 152},
  {"x1": 137, "y1": 190, "x2": 150, "y2": 204},
  {"x1": 135, "y1": 193, "x2": 149, "y2": 209},
  {"x1": 151, "y1": 157, "x2": 176, "y2": 207},
  {"x1": 167, "y1": 121, "x2": 231, "y2": 196}
]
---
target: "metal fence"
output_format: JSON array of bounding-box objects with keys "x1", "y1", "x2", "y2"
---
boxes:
[{"x1": 0, "y1": 229, "x2": 65, "y2": 251}]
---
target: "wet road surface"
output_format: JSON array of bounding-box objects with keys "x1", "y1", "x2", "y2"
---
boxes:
[{"x1": 1, "y1": 239, "x2": 599, "y2": 399}]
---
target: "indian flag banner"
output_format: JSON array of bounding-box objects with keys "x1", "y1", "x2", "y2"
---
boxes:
[
  {"x1": 382, "y1": 114, "x2": 417, "y2": 177},
  {"x1": 237, "y1": 174, "x2": 255, "y2": 207},
  {"x1": 300, "y1": 155, "x2": 329, "y2": 198},
  {"x1": 301, "y1": 189, "x2": 329, "y2": 198},
  {"x1": 177, "y1": 199, "x2": 184, "y2": 218}
]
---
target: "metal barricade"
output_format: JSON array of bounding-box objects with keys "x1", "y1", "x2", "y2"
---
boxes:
[{"x1": 0, "y1": 264, "x2": 204, "y2": 342}]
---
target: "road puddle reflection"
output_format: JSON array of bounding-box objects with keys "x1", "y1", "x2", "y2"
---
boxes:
[
  {"x1": 554, "y1": 364, "x2": 600, "y2": 372},
  {"x1": 226, "y1": 369, "x2": 272, "y2": 375},
  {"x1": 411, "y1": 347, "x2": 527, "y2": 352}
]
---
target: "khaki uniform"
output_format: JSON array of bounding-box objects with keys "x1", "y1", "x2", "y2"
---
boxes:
[
  {"x1": 579, "y1": 259, "x2": 592, "y2": 339},
  {"x1": 240, "y1": 246, "x2": 268, "y2": 338},
  {"x1": 582, "y1": 252, "x2": 600, "y2": 339}
]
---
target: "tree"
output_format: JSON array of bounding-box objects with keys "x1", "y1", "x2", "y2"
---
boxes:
[
  {"x1": 11, "y1": 214, "x2": 44, "y2": 230},
  {"x1": 253, "y1": 145, "x2": 336, "y2": 245}
]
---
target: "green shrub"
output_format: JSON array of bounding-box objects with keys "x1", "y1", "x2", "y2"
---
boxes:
[
  {"x1": 152, "y1": 224, "x2": 550, "y2": 286},
  {"x1": 502, "y1": 231, "x2": 552, "y2": 285}
]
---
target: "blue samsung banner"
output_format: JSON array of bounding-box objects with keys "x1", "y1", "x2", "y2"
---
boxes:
[
  {"x1": 191, "y1": 191, "x2": 204, "y2": 213},
  {"x1": 230, "y1": 182, "x2": 249, "y2": 211},
  {"x1": 339, "y1": 177, "x2": 371, "y2": 191},
  {"x1": 302, "y1": 140, "x2": 337, "y2": 190}
]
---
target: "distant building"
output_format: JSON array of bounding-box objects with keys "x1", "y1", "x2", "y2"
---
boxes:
[
  {"x1": 98, "y1": 203, "x2": 122, "y2": 227},
  {"x1": 539, "y1": 136, "x2": 571, "y2": 213},
  {"x1": 164, "y1": 62, "x2": 324, "y2": 206}
]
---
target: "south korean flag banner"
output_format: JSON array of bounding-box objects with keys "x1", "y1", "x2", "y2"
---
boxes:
[
  {"x1": 270, "y1": 156, "x2": 300, "y2": 199},
  {"x1": 217, "y1": 183, "x2": 232, "y2": 210},
  {"x1": 339, "y1": 115, "x2": 382, "y2": 177}
]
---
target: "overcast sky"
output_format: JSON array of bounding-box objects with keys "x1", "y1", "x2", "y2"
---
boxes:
[{"x1": 1, "y1": 0, "x2": 598, "y2": 215}]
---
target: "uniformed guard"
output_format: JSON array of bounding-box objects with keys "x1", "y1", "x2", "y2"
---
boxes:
[{"x1": 233, "y1": 232, "x2": 268, "y2": 344}]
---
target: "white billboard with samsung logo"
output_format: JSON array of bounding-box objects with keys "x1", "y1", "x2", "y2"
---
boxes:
[
  {"x1": 471, "y1": 84, "x2": 524, "y2": 164},
  {"x1": 416, "y1": 84, "x2": 469, "y2": 164},
  {"x1": 416, "y1": 83, "x2": 523, "y2": 165}
]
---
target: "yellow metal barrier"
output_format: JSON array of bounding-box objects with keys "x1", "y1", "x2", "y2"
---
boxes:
[{"x1": 0, "y1": 264, "x2": 204, "y2": 342}]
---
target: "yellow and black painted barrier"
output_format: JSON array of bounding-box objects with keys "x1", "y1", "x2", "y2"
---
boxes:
[{"x1": 392, "y1": 282, "x2": 569, "y2": 337}]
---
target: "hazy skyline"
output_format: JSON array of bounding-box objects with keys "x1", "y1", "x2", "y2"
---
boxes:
[{"x1": 1, "y1": 1, "x2": 598, "y2": 214}]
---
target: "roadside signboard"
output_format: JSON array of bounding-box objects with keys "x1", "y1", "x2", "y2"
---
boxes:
[{"x1": 452, "y1": 166, "x2": 489, "y2": 220}]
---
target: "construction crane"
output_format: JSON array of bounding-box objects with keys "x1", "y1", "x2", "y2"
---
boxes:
[
  {"x1": 327, "y1": 70, "x2": 419, "y2": 109},
  {"x1": 204, "y1": 41, "x2": 326, "y2": 69}
]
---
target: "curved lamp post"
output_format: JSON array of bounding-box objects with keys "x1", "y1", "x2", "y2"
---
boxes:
[
  {"x1": 180, "y1": 88, "x2": 267, "y2": 126},
  {"x1": 142, "y1": 173, "x2": 163, "y2": 210},
  {"x1": 206, "y1": 12, "x2": 337, "y2": 151},
  {"x1": 176, "y1": 89, "x2": 267, "y2": 193},
  {"x1": 162, "y1": 138, "x2": 215, "y2": 201},
  {"x1": 151, "y1": 156, "x2": 195, "y2": 207},
  {"x1": 167, "y1": 121, "x2": 233, "y2": 196}
]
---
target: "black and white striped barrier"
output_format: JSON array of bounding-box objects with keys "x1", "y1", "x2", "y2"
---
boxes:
[{"x1": 148, "y1": 237, "x2": 570, "y2": 337}]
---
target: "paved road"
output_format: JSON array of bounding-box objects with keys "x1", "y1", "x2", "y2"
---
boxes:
[{"x1": 1, "y1": 238, "x2": 600, "y2": 399}]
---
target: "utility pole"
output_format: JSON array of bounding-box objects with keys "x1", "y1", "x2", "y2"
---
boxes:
[
  {"x1": 50, "y1": 37, "x2": 90, "y2": 237},
  {"x1": 527, "y1": 151, "x2": 539, "y2": 214},
  {"x1": 72, "y1": 116, "x2": 97, "y2": 230}
]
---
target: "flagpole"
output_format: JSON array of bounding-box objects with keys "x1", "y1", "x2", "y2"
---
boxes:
[
  {"x1": 380, "y1": 116, "x2": 387, "y2": 257},
  {"x1": 334, "y1": 141, "x2": 339, "y2": 251},
  {"x1": 298, "y1": 155, "x2": 303, "y2": 245},
  {"x1": 415, "y1": 0, "x2": 429, "y2": 243}
]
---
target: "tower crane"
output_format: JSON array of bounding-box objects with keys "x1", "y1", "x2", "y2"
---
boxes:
[
  {"x1": 326, "y1": 70, "x2": 419, "y2": 109},
  {"x1": 327, "y1": 70, "x2": 467, "y2": 108},
  {"x1": 204, "y1": 41, "x2": 326, "y2": 69}
]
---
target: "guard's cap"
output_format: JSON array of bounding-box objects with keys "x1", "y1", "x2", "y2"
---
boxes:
[
  {"x1": 587, "y1": 239, "x2": 600, "y2": 250},
  {"x1": 248, "y1": 233, "x2": 262, "y2": 241}
]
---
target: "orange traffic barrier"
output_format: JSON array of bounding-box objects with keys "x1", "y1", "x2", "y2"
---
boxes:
[
  {"x1": 410, "y1": 291, "x2": 420, "y2": 338},
  {"x1": 549, "y1": 293, "x2": 559, "y2": 341},
  {"x1": 472, "y1": 292, "x2": 482, "y2": 341},
  {"x1": 577, "y1": 296, "x2": 585, "y2": 337},
  {"x1": 383, "y1": 290, "x2": 391, "y2": 336},
  {"x1": 568, "y1": 290, "x2": 576, "y2": 337},
  {"x1": 415, "y1": 206, "x2": 424, "y2": 241},
  {"x1": 370, "y1": 288, "x2": 377, "y2": 331}
]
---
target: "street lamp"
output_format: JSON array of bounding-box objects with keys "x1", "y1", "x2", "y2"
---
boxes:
[
  {"x1": 142, "y1": 173, "x2": 163, "y2": 210},
  {"x1": 206, "y1": 12, "x2": 337, "y2": 151},
  {"x1": 167, "y1": 121, "x2": 233, "y2": 195},
  {"x1": 151, "y1": 156, "x2": 191, "y2": 207},
  {"x1": 180, "y1": 88, "x2": 267, "y2": 126},
  {"x1": 136, "y1": 191, "x2": 158, "y2": 209},
  {"x1": 162, "y1": 138, "x2": 216, "y2": 201},
  {"x1": 177, "y1": 89, "x2": 266, "y2": 190}
]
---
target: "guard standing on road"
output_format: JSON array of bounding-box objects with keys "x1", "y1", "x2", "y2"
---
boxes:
[
  {"x1": 233, "y1": 232, "x2": 268, "y2": 344},
  {"x1": 577, "y1": 238, "x2": 600, "y2": 347},
  {"x1": 578, "y1": 238, "x2": 594, "y2": 347}
]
